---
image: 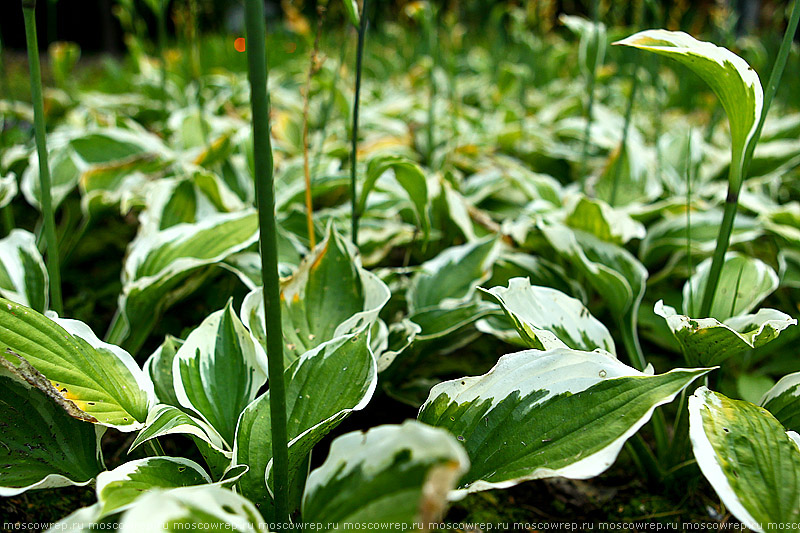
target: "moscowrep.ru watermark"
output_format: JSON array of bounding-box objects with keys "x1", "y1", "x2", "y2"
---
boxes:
[{"x1": 7, "y1": 521, "x2": 799, "y2": 532}]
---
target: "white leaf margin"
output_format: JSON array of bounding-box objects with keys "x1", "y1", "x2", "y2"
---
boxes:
[
  {"x1": 687, "y1": 387, "x2": 800, "y2": 533},
  {"x1": 47, "y1": 313, "x2": 156, "y2": 431},
  {"x1": 420, "y1": 348, "x2": 710, "y2": 497},
  {"x1": 0, "y1": 229, "x2": 48, "y2": 310}
]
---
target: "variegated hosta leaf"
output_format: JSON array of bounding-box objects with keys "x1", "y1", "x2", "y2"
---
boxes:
[
  {"x1": 174, "y1": 300, "x2": 268, "y2": 447},
  {"x1": 144, "y1": 335, "x2": 183, "y2": 407},
  {"x1": 128, "y1": 404, "x2": 227, "y2": 457},
  {"x1": 374, "y1": 318, "x2": 422, "y2": 372},
  {"x1": 761, "y1": 372, "x2": 800, "y2": 433},
  {"x1": 0, "y1": 173, "x2": 18, "y2": 209},
  {"x1": 45, "y1": 505, "x2": 103, "y2": 532},
  {"x1": 540, "y1": 222, "x2": 646, "y2": 319},
  {"x1": 655, "y1": 301, "x2": 795, "y2": 366},
  {"x1": 0, "y1": 298, "x2": 152, "y2": 430},
  {"x1": 418, "y1": 348, "x2": 711, "y2": 496},
  {"x1": 480, "y1": 277, "x2": 615, "y2": 354},
  {"x1": 96, "y1": 457, "x2": 211, "y2": 518},
  {"x1": 592, "y1": 136, "x2": 661, "y2": 207},
  {"x1": 683, "y1": 252, "x2": 778, "y2": 320},
  {"x1": 0, "y1": 374, "x2": 105, "y2": 496},
  {"x1": 614, "y1": 30, "x2": 763, "y2": 186},
  {"x1": 241, "y1": 227, "x2": 390, "y2": 364},
  {"x1": 118, "y1": 486, "x2": 261, "y2": 531},
  {"x1": 302, "y1": 421, "x2": 469, "y2": 531},
  {"x1": 21, "y1": 145, "x2": 82, "y2": 211},
  {"x1": 116, "y1": 209, "x2": 259, "y2": 352},
  {"x1": 559, "y1": 14, "x2": 606, "y2": 76},
  {"x1": 763, "y1": 203, "x2": 800, "y2": 249},
  {"x1": 564, "y1": 196, "x2": 645, "y2": 245},
  {"x1": 0, "y1": 229, "x2": 48, "y2": 312},
  {"x1": 639, "y1": 210, "x2": 761, "y2": 268},
  {"x1": 233, "y1": 331, "x2": 376, "y2": 514},
  {"x1": 689, "y1": 387, "x2": 800, "y2": 532},
  {"x1": 408, "y1": 237, "x2": 500, "y2": 312},
  {"x1": 137, "y1": 171, "x2": 245, "y2": 238},
  {"x1": 359, "y1": 155, "x2": 430, "y2": 240}
]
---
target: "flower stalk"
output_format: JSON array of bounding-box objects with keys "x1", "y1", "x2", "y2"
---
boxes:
[
  {"x1": 350, "y1": 0, "x2": 369, "y2": 246},
  {"x1": 22, "y1": 0, "x2": 63, "y2": 315},
  {"x1": 244, "y1": 0, "x2": 290, "y2": 523}
]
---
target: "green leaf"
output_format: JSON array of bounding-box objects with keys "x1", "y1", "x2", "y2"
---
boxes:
[
  {"x1": 592, "y1": 137, "x2": 661, "y2": 207},
  {"x1": 0, "y1": 229, "x2": 48, "y2": 313},
  {"x1": 96, "y1": 457, "x2": 211, "y2": 517},
  {"x1": 233, "y1": 331, "x2": 376, "y2": 513},
  {"x1": 21, "y1": 145, "x2": 81, "y2": 211},
  {"x1": 144, "y1": 335, "x2": 184, "y2": 407},
  {"x1": 683, "y1": 252, "x2": 778, "y2": 320},
  {"x1": 129, "y1": 404, "x2": 227, "y2": 456},
  {"x1": 342, "y1": 0, "x2": 360, "y2": 28},
  {"x1": 761, "y1": 371, "x2": 800, "y2": 433},
  {"x1": 117, "y1": 486, "x2": 261, "y2": 531},
  {"x1": 564, "y1": 196, "x2": 645, "y2": 245},
  {"x1": 480, "y1": 277, "x2": 615, "y2": 354},
  {"x1": 359, "y1": 155, "x2": 430, "y2": 241},
  {"x1": 639, "y1": 210, "x2": 761, "y2": 268},
  {"x1": 0, "y1": 374, "x2": 104, "y2": 496},
  {"x1": 559, "y1": 14, "x2": 606, "y2": 76},
  {"x1": 615, "y1": 30, "x2": 763, "y2": 188},
  {"x1": 689, "y1": 387, "x2": 800, "y2": 531},
  {"x1": 409, "y1": 301, "x2": 496, "y2": 341},
  {"x1": 0, "y1": 173, "x2": 18, "y2": 209},
  {"x1": 419, "y1": 348, "x2": 710, "y2": 495},
  {"x1": 241, "y1": 227, "x2": 390, "y2": 364},
  {"x1": 763, "y1": 202, "x2": 800, "y2": 248},
  {"x1": 409, "y1": 237, "x2": 500, "y2": 312},
  {"x1": 117, "y1": 210, "x2": 259, "y2": 351},
  {"x1": 0, "y1": 299, "x2": 152, "y2": 430},
  {"x1": 655, "y1": 301, "x2": 795, "y2": 366},
  {"x1": 174, "y1": 301, "x2": 268, "y2": 447},
  {"x1": 540, "y1": 222, "x2": 646, "y2": 319},
  {"x1": 302, "y1": 421, "x2": 469, "y2": 530}
]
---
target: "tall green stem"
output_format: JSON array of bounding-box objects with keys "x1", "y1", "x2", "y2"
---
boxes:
[
  {"x1": 350, "y1": 0, "x2": 369, "y2": 247},
  {"x1": 244, "y1": 0, "x2": 289, "y2": 523},
  {"x1": 23, "y1": 0, "x2": 62, "y2": 315},
  {"x1": 157, "y1": 1, "x2": 168, "y2": 106},
  {"x1": 578, "y1": 0, "x2": 601, "y2": 192},
  {"x1": 609, "y1": 60, "x2": 640, "y2": 207},
  {"x1": 699, "y1": 0, "x2": 800, "y2": 317},
  {"x1": 424, "y1": 6, "x2": 437, "y2": 164}
]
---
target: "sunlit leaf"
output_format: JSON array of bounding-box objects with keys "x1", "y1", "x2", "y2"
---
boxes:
[
  {"x1": 174, "y1": 301, "x2": 268, "y2": 447},
  {"x1": 0, "y1": 229, "x2": 48, "y2": 312},
  {"x1": 302, "y1": 421, "x2": 469, "y2": 530},
  {"x1": 480, "y1": 277, "x2": 615, "y2": 354},
  {"x1": 615, "y1": 30, "x2": 763, "y2": 187},
  {"x1": 234, "y1": 331, "x2": 376, "y2": 515},
  {"x1": 683, "y1": 252, "x2": 778, "y2": 320},
  {"x1": 419, "y1": 348, "x2": 710, "y2": 496},
  {"x1": 761, "y1": 371, "x2": 800, "y2": 433},
  {"x1": 689, "y1": 387, "x2": 800, "y2": 532},
  {"x1": 655, "y1": 301, "x2": 795, "y2": 366},
  {"x1": 0, "y1": 299, "x2": 152, "y2": 430}
]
